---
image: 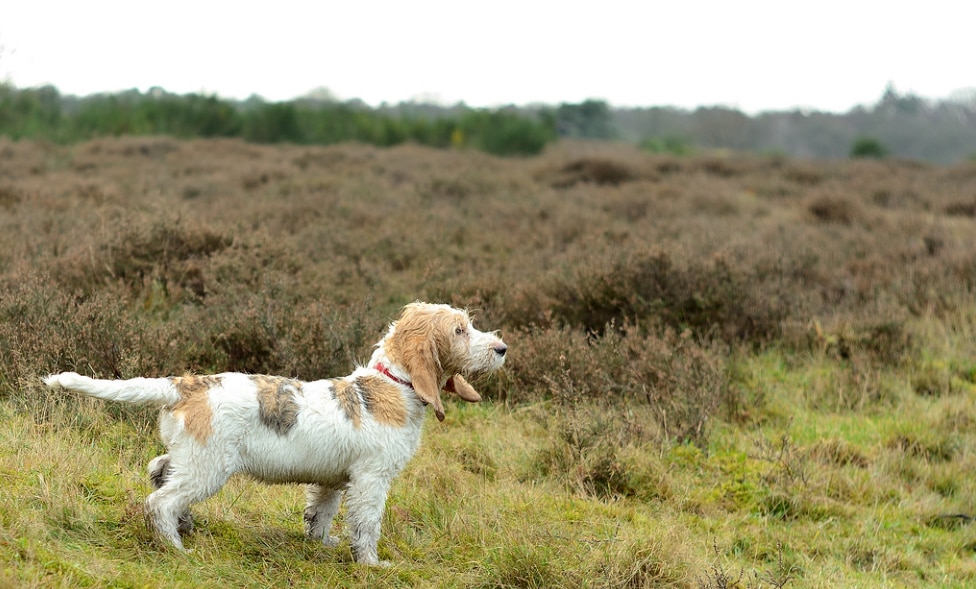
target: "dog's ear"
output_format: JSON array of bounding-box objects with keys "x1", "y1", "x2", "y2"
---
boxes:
[
  {"x1": 388, "y1": 304, "x2": 447, "y2": 421},
  {"x1": 444, "y1": 374, "x2": 481, "y2": 403},
  {"x1": 404, "y1": 337, "x2": 446, "y2": 421}
]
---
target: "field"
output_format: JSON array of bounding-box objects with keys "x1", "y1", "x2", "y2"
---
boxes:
[{"x1": 2, "y1": 136, "x2": 976, "y2": 587}]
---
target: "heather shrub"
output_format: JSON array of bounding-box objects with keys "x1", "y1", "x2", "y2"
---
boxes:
[
  {"x1": 506, "y1": 323, "x2": 727, "y2": 446},
  {"x1": 0, "y1": 275, "x2": 177, "y2": 393},
  {"x1": 108, "y1": 220, "x2": 232, "y2": 298},
  {"x1": 275, "y1": 300, "x2": 377, "y2": 379},
  {"x1": 697, "y1": 158, "x2": 743, "y2": 178},
  {"x1": 545, "y1": 247, "x2": 792, "y2": 345},
  {"x1": 783, "y1": 164, "x2": 825, "y2": 186},
  {"x1": 549, "y1": 157, "x2": 637, "y2": 187},
  {"x1": 944, "y1": 199, "x2": 976, "y2": 217},
  {"x1": 46, "y1": 217, "x2": 232, "y2": 305},
  {"x1": 190, "y1": 290, "x2": 376, "y2": 378},
  {"x1": 499, "y1": 325, "x2": 624, "y2": 403},
  {"x1": 197, "y1": 291, "x2": 282, "y2": 374},
  {"x1": 807, "y1": 193, "x2": 864, "y2": 225},
  {"x1": 2, "y1": 136, "x2": 976, "y2": 421},
  {"x1": 546, "y1": 247, "x2": 680, "y2": 334}
]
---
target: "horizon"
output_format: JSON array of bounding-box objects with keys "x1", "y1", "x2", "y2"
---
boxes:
[
  {"x1": 2, "y1": 0, "x2": 973, "y2": 116},
  {"x1": 4, "y1": 80, "x2": 972, "y2": 117}
]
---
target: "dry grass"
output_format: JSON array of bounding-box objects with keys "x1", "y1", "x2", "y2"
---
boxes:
[{"x1": 3, "y1": 136, "x2": 976, "y2": 587}]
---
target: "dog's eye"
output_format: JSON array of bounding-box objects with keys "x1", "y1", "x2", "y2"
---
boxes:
[{"x1": 455, "y1": 326, "x2": 464, "y2": 336}]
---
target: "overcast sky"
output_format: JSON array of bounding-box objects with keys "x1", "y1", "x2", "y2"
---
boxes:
[{"x1": 1, "y1": 1, "x2": 972, "y2": 114}]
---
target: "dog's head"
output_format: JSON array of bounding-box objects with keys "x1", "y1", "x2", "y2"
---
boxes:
[{"x1": 383, "y1": 302, "x2": 507, "y2": 421}]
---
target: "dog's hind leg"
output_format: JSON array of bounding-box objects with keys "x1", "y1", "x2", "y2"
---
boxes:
[
  {"x1": 303, "y1": 484, "x2": 344, "y2": 547},
  {"x1": 147, "y1": 455, "x2": 193, "y2": 535},
  {"x1": 145, "y1": 454, "x2": 231, "y2": 550},
  {"x1": 145, "y1": 485, "x2": 191, "y2": 550}
]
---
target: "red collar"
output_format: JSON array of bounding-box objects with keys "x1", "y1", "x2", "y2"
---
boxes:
[{"x1": 374, "y1": 362, "x2": 413, "y2": 390}]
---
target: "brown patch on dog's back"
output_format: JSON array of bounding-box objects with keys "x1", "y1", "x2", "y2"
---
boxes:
[
  {"x1": 357, "y1": 375, "x2": 407, "y2": 427},
  {"x1": 171, "y1": 375, "x2": 221, "y2": 444},
  {"x1": 251, "y1": 375, "x2": 302, "y2": 435},
  {"x1": 331, "y1": 379, "x2": 362, "y2": 428}
]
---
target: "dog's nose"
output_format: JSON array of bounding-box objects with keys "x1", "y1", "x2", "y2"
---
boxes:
[{"x1": 494, "y1": 343, "x2": 508, "y2": 357}]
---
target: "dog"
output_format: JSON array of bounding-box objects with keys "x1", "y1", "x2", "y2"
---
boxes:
[{"x1": 44, "y1": 302, "x2": 508, "y2": 566}]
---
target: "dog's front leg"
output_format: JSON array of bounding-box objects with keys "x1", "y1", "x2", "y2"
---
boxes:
[{"x1": 344, "y1": 472, "x2": 393, "y2": 567}]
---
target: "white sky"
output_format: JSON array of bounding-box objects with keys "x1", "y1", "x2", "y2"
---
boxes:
[{"x1": 1, "y1": 0, "x2": 972, "y2": 113}]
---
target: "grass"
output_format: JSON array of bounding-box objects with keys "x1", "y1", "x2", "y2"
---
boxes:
[
  {"x1": 9, "y1": 365, "x2": 976, "y2": 587},
  {"x1": 3, "y1": 136, "x2": 976, "y2": 586},
  {"x1": 8, "y1": 360, "x2": 976, "y2": 588}
]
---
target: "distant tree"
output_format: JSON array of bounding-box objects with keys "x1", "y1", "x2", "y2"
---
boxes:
[
  {"x1": 140, "y1": 93, "x2": 242, "y2": 137},
  {"x1": 877, "y1": 82, "x2": 925, "y2": 116},
  {"x1": 694, "y1": 106, "x2": 751, "y2": 150},
  {"x1": 850, "y1": 137, "x2": 888, "y2": 159},
  {"x1": 0, "y1": 84, "x2": 63, "y2": 139},
  {"x1": 555, "y1": 99, "x2": 615, "y2": 139},
  {"x1": 300, "y1": 87, "x2": 339, "y2": 103},
  {"x1": 244, "y1": 102, "x2": 302, "y2": 143},
  {"x1": 460, "y1": 109, "x2": 556, "y2": 156}
]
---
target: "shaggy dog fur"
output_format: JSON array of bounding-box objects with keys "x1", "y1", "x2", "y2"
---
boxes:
[{"x1": 44, "y1": 302, "x2": 507, "y2": 566}]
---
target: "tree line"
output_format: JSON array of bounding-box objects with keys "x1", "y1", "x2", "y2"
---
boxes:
[
  {"x1": 0, "y1": 84, "x2": 556, "y2": 156},
  {"x1": 2, "y1": 83, "x2": 975, "y2": 162},
  {"x1": 612, "y1": 86, "x2": 976, "y2": 163}
]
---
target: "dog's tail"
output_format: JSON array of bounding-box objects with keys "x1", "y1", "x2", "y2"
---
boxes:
[{"x1": 43, "y1": 372, "x2": 181, "y2": 406}]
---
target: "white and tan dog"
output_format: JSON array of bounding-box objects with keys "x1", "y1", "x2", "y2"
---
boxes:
[{"x1": 44, "y1": 302, "x2": 507, "y2": 566}]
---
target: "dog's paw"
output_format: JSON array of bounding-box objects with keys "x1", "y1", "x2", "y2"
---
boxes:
[
  {"x1": 322, "y1": 535, "x2": 340, "y2": 548},
  {"x1": 177, "y1": 513, "x2": 194, "y2": 535}
]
